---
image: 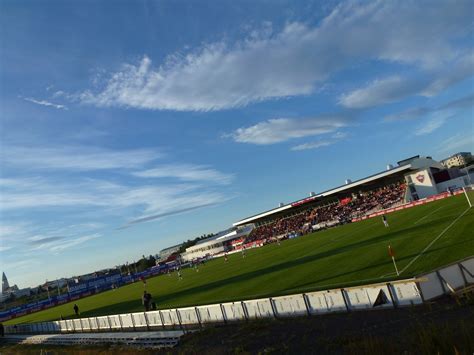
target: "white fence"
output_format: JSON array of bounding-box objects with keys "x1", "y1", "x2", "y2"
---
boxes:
[
  {"x1": 4, "y1": 279, "x2": 422, "y2": 335},
  {"x1": 5, "y1": 256, "x2": 472, "y2": 335},
  {"x1": 417, "y1": 257, "x2": 474, "y2": 301}
]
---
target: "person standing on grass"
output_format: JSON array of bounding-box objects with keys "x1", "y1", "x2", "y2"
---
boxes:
[
  {"x1": 142, "y1": 290, "x2": 151, "y2": 311},
  {"x1": 382, "y1": 214, "x2": 389, "y2": 227},
  {"x1": 73, "y1": 304, "x2": 80, "y2": 316}
]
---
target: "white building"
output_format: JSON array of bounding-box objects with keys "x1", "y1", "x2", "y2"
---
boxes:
[
  {"x1": 441, "y1": 152, "x2": 472, "y2": 168},
  {"x1": 181, "y1": 226, "x2": 253, "y2": 262}
]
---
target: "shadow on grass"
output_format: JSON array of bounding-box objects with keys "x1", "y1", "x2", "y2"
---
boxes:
[{"x1": 73, "y1": 218, "x2": 471, "y2": 318}]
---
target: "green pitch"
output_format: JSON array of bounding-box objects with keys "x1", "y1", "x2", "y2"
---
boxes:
[{"x1": 7, "y1": 192, "x2": 474, "y2": 325}]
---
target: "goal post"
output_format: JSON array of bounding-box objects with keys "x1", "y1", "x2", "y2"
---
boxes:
[{"x1": 462, "y1": 185, "x2": 473, "y2": 208}]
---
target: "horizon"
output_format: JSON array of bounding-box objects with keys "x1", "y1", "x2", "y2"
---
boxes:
[{"x1": 1, "y1": 0, "x2": 473, "y2": 289}]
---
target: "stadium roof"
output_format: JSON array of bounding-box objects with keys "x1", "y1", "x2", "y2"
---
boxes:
[{"x1": 233, "y1": 163, "x2": 414, "y2": 227}]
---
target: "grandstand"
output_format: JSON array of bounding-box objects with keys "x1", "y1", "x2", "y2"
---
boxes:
[
  {"x1": 229, "y1": 155, "x2": 473, "y2": 250},
  {"x1": 177, "y1": 155, "x2": 474, "y2": 260}
]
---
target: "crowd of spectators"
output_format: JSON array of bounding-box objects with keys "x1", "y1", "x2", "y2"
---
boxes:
[{"x1": 242, "y1": 182, "x2": 406, "y2": 245}]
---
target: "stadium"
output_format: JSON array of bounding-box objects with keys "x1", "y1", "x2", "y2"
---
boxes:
[
  {"x1": 1, "y1": 2, "x2": 474, "y2": 351},
  {"x1": 2, "y1": 153, "x2": 473, "y2": 352}
]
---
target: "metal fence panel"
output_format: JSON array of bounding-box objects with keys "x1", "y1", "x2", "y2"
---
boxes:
[
  {"x1": 439, "y1": 264, "x2": 466, "y2": 290},
  {"x1": 221, "y1": 302, "x2": 246, "y2": 321},
  {"x1": 390, "y1": 282, "x2": 423, "y2": 306},
  {"x1": 418, "y1": 272, "x2": 444, "y2": 300},
  {"x1": 243, "y1": 298, "x2": 274, "y2": 319},
  {"x1": 197, "y1": 304, "x2": 225, "y2": 323},
  {"x1": 272, "y1": 294, "x2": 307, "y2": 317},
  {"x1": 160, "y1": 309, "x2": 179, "y2": 326},
  {"x1": 306, "y1": 290, "x2": 347, "y2": 314},
  {"x1": 177, "y1": 307, "x2": 199, "y2": 325},
  {"x1": 65, "y1": 319, "x2": 75, "y2": 332},
  {"x1": 88, "y1": 317, "x2": 99, "y2": 331},
  {"x1": 345, "y1": 285, "x2": 394, "y2": 310},
  {"x1": 119, "y1": 313, "x2": 134, "y2": 329},
  {"x1": 131, "y1": 312, "x2": 148, "y2": 329},
  {"x1": 58, "y1": 320, "x2": 68, "y2": 332},
  {"x1": 144, "y1": 311, "x2": 163, "y2": 327},
  {"x1": 96, "y1": 316, "x2": 110, "y2": 330},
  {"x1": 108, "y1": 315, "x2": 122, "y2": 329},
  {"x1": 460, "y1": 258, "x2": 474, "y2": 283},
  {"x1": 73, "y1": 319, "x2": 83, "y2": 331}
]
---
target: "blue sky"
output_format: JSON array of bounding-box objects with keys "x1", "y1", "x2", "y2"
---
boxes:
[{"x1": 0, "y1": 0, "x2": 473, "y2": 288}]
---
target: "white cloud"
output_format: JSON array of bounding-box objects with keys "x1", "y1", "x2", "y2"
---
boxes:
[
  {"x1": 291, "y1": 130, "x2": 348, "y2": 151},
  {"x1": 36, "y1": 233, "x2": 102, "y2": 253},
  {"x1": 23, "y1": 97, "x2": 67, "y2": 110},
  {"x1": 438, "y1": 133, "x2": 474, "y2": 154},
  {"x1": 415, "y1": 116, "x2": 448, "y2": 136},
  {"x1": 340, "y1": 53, "x2": 474, "y2": 109},
  {"x1": 291, "y1": 140, "x2": 334, "y2": 151},
  {"x1": 339, "y1": 76, "x2": 427, "y2": 109},
  {"x1": 133, "y1": 164, "x2": 233, "y2": 184},
  {"x1": 384, "y1": 93, "x2": 474, "y2": 122},
  {"x1": 1, "y1": 146, "x2": 161, "y2": 171},
  {"x1": 228, "y1": 116, "x2": 347, "y2": 145},
  {"x1": 70, "y1": 1, "x2": 471, "y2": 111}
]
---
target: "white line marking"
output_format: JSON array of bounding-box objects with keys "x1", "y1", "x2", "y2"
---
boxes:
[
  {"x1": 413, "y1": 205, "x2": 444, "y2": 225},
  {"x1": 400, "y1": 207, "x2": 470, "y2": 274}
]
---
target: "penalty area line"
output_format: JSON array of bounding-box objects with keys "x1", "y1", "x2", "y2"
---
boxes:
[{"x1": 399, "y1": 207, "x2": 470, "y2": 275}]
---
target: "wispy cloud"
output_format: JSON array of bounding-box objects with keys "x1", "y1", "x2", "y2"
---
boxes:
[
  {"x1": 339, "y1": 53, "x2": 474, "y2": 109},
  {"x1": 415, "y1": 115, "x2": 448, "y2": 136},
  {"x1": 338, "y1": 76, "x2": 426, "y2": 109},
  {"x1": 66, "y1": 1, "x2": 471, "y2": 111},
  {"x1": 133, "y1": 164, "x2": 233, "y2": 184},
  {"x1": 385, "y1": 93, "x2": 474, "y2": 122},
  {"x1": 1, "y1": 146, "x2": 161, "y2": 171},
  {"x1": 28, "y1": 236, "x2": 65, "y2": 245},
  {"x1": 291, "y1": 131, "x2": 348, "y2": 151},
  {"x1": 45, "y1": 234, "x2": 101, "y2": 253},
  {"x1": 23, "y1": 97, "x2": 68, "y2": 110},
  {"x1": 438, "y1": 133, "x2": 474, "y2": 154},
  {"x1": 228, "y1": 116, "x2": 347, "y2": 145}
]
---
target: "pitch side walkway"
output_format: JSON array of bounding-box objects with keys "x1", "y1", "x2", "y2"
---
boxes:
[{"x1": 1, "y1": 330, "x2": 185, "y2": 348}]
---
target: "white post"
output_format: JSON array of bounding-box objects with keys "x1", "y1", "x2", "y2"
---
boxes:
[
  {"x1": 392, "y1": 256, "x2": 399, "y2": 276},
  {"x1": 463, "y1": 187, "x2": 472, "y2": 208}
]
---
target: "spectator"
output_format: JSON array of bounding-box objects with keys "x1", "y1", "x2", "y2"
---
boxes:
[
  {"x1": 142, "y1": 291, "x2": 151, "y2": 311},
  {"x1": 73, "y1": 304, "x2": 79, "y2": 316}
]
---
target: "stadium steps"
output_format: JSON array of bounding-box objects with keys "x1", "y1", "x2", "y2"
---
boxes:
[{"x1": 1, "y1": 330, "x2": 185, "y2": 348}]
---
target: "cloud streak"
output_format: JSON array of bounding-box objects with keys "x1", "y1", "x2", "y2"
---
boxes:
[
  {"x1": 1, "y1": 146, "x2": 162, "y2": 171},
  {"x1": 228, "y1": 116, "x2": 347, "y2": 145},
  {"x1": 339, "y1": 52, "x2": 474, "y2": 109},
  {"x1": 70, "y1": 1, "x2": 472, "y2": 111},
  {"x1": 23, "y1": 97, "x2": 67, "y2": 110},
  {"x1": 291, "y1": 131, "x2": 348, "y2": 151},
  {"x1": 133, "y1": 164, "x2": 233, "y2": 184}
]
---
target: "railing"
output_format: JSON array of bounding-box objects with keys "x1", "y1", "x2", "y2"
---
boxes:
[
  {"x1": 4, "y1": 278, "x2": 423, "y2": 334},
  {"x1": 5, "y1": 256, "x2": 473, "y2": 335}
]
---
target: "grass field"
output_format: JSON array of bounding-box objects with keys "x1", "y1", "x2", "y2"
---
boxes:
[{"x1": 6, "y1": 192, "x2": 474, "y2": 325}]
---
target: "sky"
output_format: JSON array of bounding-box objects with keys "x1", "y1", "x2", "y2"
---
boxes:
[{"x1": 0, "y1": 0, "x2": 473, "y2": 288}]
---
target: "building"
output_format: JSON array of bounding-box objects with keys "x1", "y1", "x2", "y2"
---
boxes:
[
  {"x1": 2, "y1": 272, "x2": 9, "y2": 293},
  {"x1": 441, "y1": 152, "x2": 473, "y2": 168},
  {"x1": 159, "y1": 244, "x2": 182, "y2": 260},
  {"x1": 1, "y1": 272, "x2": 31, "y2": 301},
  {"x1": 181, "y1": 226, "x2": 253, "y2": 262},
  {"x1": 233, "y1": 155, "x2": 471, "y2": 228}
]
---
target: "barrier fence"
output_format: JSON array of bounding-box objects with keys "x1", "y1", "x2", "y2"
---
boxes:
[
  {"x1": 5, "y1": 256, "x2": 473, "y2": 335},
  {"x1": 4, "y1": 278, "x2": 423, "y2": 335}
]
